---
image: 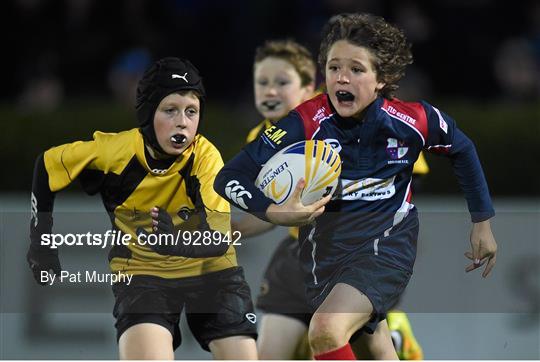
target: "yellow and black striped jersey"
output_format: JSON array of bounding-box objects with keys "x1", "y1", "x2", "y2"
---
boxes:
[{"x1": 43, "y1": 128, "x2": 237, "y2": 278}]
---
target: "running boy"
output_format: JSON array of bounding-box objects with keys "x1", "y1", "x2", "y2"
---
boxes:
[
  {"x1": 27, "y1": 57, "x2": 258, "y2": 360},
  {"x1": 215, "y1": 13, "x2": 497, "y2": 360}
]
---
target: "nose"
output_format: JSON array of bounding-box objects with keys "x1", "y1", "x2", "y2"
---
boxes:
[
  {"x1": 175, "y1": 113, "x2": 188, "y2": 128},
  {"x1": 265, "y1": 83, "x2": 278, "y2": 96},
  {"x1": 337, "y1": 72, "x2": 349, "y2": 84}
]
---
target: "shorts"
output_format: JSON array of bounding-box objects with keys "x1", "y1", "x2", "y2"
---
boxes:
[
  {"x1": 307, "y1": 212, "x2": 418, "y2": 334},
  {"x1": 256, "y1": 236, "x2": 313, "y2": 326},
  {"x1": 112, "y1": 266, "x2": 257, "y2": 351}
]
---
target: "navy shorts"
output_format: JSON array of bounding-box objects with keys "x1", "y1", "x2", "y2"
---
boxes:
[
  {"x1": 256, "y1": 236, "x2": 313, "y2": 326},
  {"x1": 112, "y1": 267, "x2": 257, "y2": 351},
  {"x1": 306, "y1": 213, "x2": 418, "y2": 334}
]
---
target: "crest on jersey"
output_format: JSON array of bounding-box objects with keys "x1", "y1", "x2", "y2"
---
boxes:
[{"x1": 386, "y1": 138, "x2": 408, "y2": 159}]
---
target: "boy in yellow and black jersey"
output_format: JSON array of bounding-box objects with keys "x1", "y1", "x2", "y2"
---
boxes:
[{"x1": 27, "y1": 57, "x2": 257, "y2": 359}]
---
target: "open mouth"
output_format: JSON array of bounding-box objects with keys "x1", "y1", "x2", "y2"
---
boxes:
[
  {"x1": 261, "y1": 100, "x2": 282, "y2": 111},
  {"x1": 336, "y1": 90, "x2": 355, "y2": 102},
  {"x1": 170, "y1": 134, "x2": 187, "y2": 147}
]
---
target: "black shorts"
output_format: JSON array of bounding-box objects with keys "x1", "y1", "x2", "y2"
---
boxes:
[
  {"x1": 308, "y1": 213, "x2": 418, "y2": 334},
  {"x1": 112, "y1": 266, "x2": 257, "y2": 351},
  {"x1": 256, "y1": 236, "x2": 313, "y2": 326}
]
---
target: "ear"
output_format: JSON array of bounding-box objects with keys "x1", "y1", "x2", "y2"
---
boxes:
[{"x1": 375, "y1": 81, "x2": 386, "y2": 91}]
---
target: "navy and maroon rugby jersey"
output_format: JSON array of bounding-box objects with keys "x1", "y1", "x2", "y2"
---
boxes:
[{"x1": 214, "y1": 93, "x2": 494, "y2": 259}]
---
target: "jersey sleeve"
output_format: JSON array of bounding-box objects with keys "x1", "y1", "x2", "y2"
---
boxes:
[
  {"x1": 422, "y1": 101, "x2": 495, "y2": 222},
  {"x1": 214, "y1": 111, "x2": 306, "y2": 220},
  {"x1": 43, "y1": 132, "x2": 106, "y2": 192}
]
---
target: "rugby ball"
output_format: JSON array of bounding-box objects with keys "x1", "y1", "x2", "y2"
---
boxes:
[{"x1": 255, "y1": 140, "x2": 341, "y2": 205}]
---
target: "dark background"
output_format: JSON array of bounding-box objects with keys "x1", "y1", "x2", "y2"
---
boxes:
[{"x1": 2, "y1": 0, "x2": 539, "y2": 194}]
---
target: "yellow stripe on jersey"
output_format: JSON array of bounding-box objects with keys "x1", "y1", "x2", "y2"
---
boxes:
[
  {"x1": 43, "y1": 129, "x2": 237, "y2": 279},
  {"x1": 246, "y1": 119, "x2": 273, "y2": 144}
]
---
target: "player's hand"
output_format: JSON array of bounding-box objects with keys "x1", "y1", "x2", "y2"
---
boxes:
[
  {"x1": 136, "y1": 206, "x2": 228, "y2": 258},
  {"x1": 265, "y1": 178, "x2": 331, "y2": 226},
  {"x1": 465, "y1": 219, "x2": 497, "y2": 278},
  {"x1": 26, "y1": 243, "x2": 61, "y2": 286}
]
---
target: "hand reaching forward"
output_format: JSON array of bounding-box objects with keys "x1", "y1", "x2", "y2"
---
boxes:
[
  {"x1": 265, "y1": 178, "x2": 331, "y2": 227},
  {"x1": 465, "y1": 219, "x2": 498, "y2": 278}
]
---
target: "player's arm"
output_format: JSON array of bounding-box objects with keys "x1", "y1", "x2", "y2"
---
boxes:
[
  {"x1": 423, "y1": 102, "x2": 497, "y2": 277},
  {"x1": 214, "y1": 112, "x2": 329, "y2": 226},
  {"x1": 27, "y1": 152, "x2": 61, "y2": 285},
  {"x1": 27, "y1": 136, "x2": 102, "y2": 285},
  {"x1": 231, "y1": 214, "x2": 275, "y2": 238}
]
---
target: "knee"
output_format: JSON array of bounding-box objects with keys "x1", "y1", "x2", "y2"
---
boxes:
[{"x1": 308, "y1": 313, "x2": 347, "y2": 354}]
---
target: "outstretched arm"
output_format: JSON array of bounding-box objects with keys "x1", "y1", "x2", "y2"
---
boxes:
[{"x1": 27, "y1": 152, "x2": 61, "y2": 285}]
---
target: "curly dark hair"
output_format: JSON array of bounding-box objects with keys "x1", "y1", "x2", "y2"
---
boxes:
[
  {"x1": 318, "y1": 13, "x2": 413, "y2": 99},
  {"x1": 254, "y1": 39, "x2": 316, "y2": 87}
]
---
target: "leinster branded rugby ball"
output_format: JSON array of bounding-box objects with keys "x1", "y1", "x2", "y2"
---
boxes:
[{"x1": 255, "y1": 140, "x2": 342, "y2": 205}]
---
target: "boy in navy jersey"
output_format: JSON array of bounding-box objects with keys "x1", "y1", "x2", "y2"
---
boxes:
[{"x1": 215, "y1": 13, "x2": 497, "y2": 360}]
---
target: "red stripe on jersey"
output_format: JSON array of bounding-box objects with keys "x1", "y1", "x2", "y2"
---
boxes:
[
  {"x1": 382, "y1": 98, "x2": 428, "y2": 141},
  {"x1": 294, "y1": 93, "x2": 333, "y2": 139}
]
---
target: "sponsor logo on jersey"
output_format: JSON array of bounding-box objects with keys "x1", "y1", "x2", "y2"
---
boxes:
[
  {"x1": 313, "y1": 106, "x2": 328, "y2": 123},
  {"x1": 324, "y1": 138, "x2": 342, "y2": 153},
  {"x1": 432, "y1": 106, "x2": 448, "y2": 134},
  {"x1": 225, "y1": 180, "x2": 252, "y2": 209},
  {"x1": 151, "y1": 168, "x2": 168, "y2": 174},
  {"x1": 386, "y1": 138, "x2": 409, "y2": 164},
  {"x1": 339, "y1": 176, "x2": 396, "y2": 201},
  {"x1": 31, "y1": 192, "x2": 38, "y2": 227},
  {"x1": 384, "y1": 105, "x2": 417, "y2": 125},
  {"x1": 177, "y1": 206, "x2": 194, "y2": 221},
  {"x1": 263, "y1": 125, "x2": 287, "y2": 145}
]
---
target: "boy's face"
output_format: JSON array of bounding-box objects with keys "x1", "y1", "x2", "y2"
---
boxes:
[
  {"x1": 153, "y1": 91, "x2": 200, "y2": 156},
  {"x1": 325, "y1": 40, "x2": 385, "y2": 118},
  {"x1": 254, "y1": 57, "x2": 314, "y2": 122}
]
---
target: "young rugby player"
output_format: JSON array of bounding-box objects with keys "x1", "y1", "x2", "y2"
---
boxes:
[
  {"x1": 239, "y1": 39, "x2": 425, "y2": 360},
  {"x1": 27, "y1": 57, "x2": 258, "y2": 360},
  {"x1": 215, "y1": 13, "x2": 497, "y2": 360}
]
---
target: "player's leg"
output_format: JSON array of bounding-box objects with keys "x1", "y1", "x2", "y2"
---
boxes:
[
  {"x1": 258, "y1": 313, "x2": 308, "y2": 359},
  {"x1": 360, "y1": 319, "x2": 399, "y2": 360},
  {"x1": 118, "y1": 323, "x2": 174, "y2": 360},
  {"x1": 208, "y1": 335, "x2": 257, "y2": 359},
  {"x1": 308, "y1": 283, "x2": 378, "y2": 359},
  {"x1": 112, "y1": 276, "x2": 183, "y2": 360},
  {"x1": 186, "y1": 267, "x2": 258, "y2": 360}
]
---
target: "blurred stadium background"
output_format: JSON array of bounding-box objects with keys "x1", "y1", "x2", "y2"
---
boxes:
[{"x1": 1, "y1": 0, "x2": 539, "y2": 359}]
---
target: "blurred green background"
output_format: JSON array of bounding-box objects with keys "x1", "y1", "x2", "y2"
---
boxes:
[{"x1": 2, "y1": 100, "x2": 538, "y2": 195}]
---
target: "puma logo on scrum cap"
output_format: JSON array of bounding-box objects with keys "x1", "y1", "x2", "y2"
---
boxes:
[{"x1": 172, "y1": 72, "x2": 188, "y2": 82}]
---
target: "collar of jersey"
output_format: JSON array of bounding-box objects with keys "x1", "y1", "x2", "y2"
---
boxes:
[{"x1": 134, "y1": 131, "x2": 197, "y2": 176}]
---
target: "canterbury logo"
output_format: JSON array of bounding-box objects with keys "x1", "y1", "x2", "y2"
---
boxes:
[
  {"x1": 31, "y1": 192, "x2": 38, "y2": 227},
  {"x1": 225, "y1": 180, "x2": 252, "y2": 210},
  {"x1": 172, "y1": 72, "x2": 188, "y2": 82},
  {"x1": 245, "y1": 313, "x2": 257, "y2": 324}
]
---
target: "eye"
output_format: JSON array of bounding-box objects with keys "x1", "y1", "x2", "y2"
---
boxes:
[
  {"x1": 186, "y1": 107, "x2": 198, "y2": 117},
  {"x1": 257, "y1": 79, "x2": 268, "y2": 86},
  {"x1": 277, "y1": 79, "x2": 290, "y2": 86},
  {"x1": 164, "y1": 107, "x2": 177, "y2": 115},
  {"x1": 328, "y1": 65, "x2": 338, "y2": 72},
  {"x1": 351, "y1": 67, "x2": 364, "y2": 73}
]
